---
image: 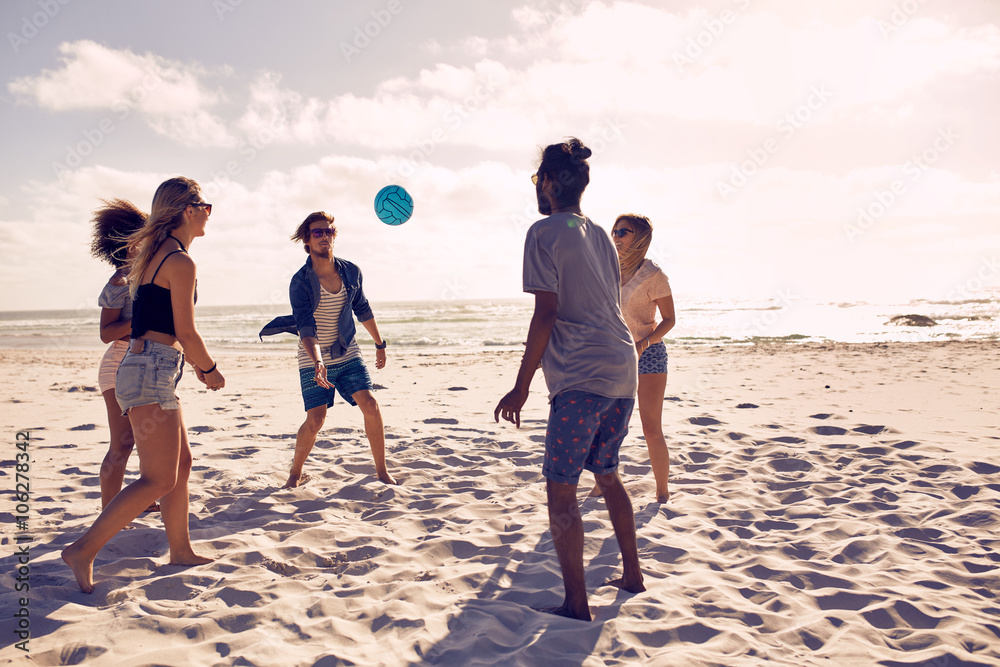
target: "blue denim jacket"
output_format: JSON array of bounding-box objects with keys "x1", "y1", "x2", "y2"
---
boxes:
[{"x1": 259, "y1": 256, "x2": 374, "y2": 358}]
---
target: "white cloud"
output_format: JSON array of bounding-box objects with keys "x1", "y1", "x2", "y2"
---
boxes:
[
  {"x1": 8, "y1": 40, "x2": 236, "y2": 147},
  {"x1": 230, "y1": 2, "x2": 1000, "y2": 156}
]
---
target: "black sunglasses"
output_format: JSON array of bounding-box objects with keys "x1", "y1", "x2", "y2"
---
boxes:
[
  {"x1": 189, "y1": 202, "x2": 213, "y2": 215},
  {"x1": 310, "y1": 228, "x2": 337, "y2": 238},
  {"x1": 611, "y1": 228, "x2": 634, "y2": 238}
]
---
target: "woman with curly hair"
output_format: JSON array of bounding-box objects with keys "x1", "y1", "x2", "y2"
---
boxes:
[
  {"x1": 90, "y1": 198, "x2": 154, "y2": 510},
  {"x1": 64, "y1": 177, "x2": 224, "y2": 593}
]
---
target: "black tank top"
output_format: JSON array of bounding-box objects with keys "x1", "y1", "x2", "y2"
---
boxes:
[{"x1": 131, "y1": 237, "x2": 197, "y2": 338}]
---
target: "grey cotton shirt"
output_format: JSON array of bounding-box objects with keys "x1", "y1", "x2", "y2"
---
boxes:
[{"x1": 522, "y1": 212, "x2": 638, "y2": 401}]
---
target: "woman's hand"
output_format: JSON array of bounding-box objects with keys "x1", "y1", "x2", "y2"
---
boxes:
[
  {"x1": 203, "y1": 367, "x2": 225, "y2": 391},
  {"x1": 635, "y1": 337, "x2": 651, "y2": 357}
]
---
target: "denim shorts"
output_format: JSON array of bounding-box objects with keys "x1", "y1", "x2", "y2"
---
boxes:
[
  {"x1": 638, "y1": 341, "x2": 668, "y2": 375},
  {"x1": 300, "y1": 357, "x2": 373, "y2": 411},
  {"x1": 543, "y1": 389, "x2": 635, "y2": 484},
  {"x1": 115, "y1": 340, "x2": 184, "y2": 415}
]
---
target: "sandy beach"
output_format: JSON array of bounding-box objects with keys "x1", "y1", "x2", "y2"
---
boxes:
[{"x1": 2, "y1": 341, "x2": 999, "y2": 666}]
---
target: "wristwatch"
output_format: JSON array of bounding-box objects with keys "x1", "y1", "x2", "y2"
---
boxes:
[{"x1": 375, "y1": 340, "x2": 387, "y2": 349}]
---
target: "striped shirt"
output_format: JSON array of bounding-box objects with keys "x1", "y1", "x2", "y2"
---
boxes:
[{"x1": 297, "y1": 285, "x2": 362, "y2": 370}]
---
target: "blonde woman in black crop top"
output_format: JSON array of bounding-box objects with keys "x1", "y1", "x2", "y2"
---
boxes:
[{"x1": 63, "y1": 177, "x2": 225, "y2": 593}]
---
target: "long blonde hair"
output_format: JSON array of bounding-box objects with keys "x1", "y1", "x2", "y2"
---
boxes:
[
  {"x1": 125, "y1": 177, "x2": 201, "y2": 299},
  {"x1": 615, "y1": 213, "x2": 652, "y2": 284}
]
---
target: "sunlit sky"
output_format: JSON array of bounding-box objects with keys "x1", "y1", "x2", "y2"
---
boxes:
[{"x1": 2, "y1": 0, "x2": 998, "y2": 312}]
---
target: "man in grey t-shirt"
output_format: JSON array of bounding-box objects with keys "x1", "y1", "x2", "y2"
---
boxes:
[{"x1": 495, "y1": 138, "x2": 645, "y2": 621}]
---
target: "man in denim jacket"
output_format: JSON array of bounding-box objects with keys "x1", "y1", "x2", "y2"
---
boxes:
[{"x1": 261, "y1": 211, "x2": 397, "y2": 487}]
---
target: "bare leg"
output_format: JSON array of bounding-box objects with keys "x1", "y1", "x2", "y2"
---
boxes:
[
  {"x1": 594, "y1": 470, "x2": 645, "y2": 593},
  {"x1": 538, "y1": 479, "x2": 591, "y2": 621},
  {"x1": 284, "y1": 405, "x2": 326, "y2": 488},
  {"x1": 63, "y1": 404, "x2": 190, "y2": 593},
  {"x1": 99, "y1": 389, "x2": 134, "y2": 508},
  {"x1": 638, "y1": 373, "x2": 670, "y2": 502},
  {"x1": 159, "y1": 411, "x2": 211, "y2": 566},
  {"x1": 353, "y1": 389, "x2": 397, "y2": 485}
]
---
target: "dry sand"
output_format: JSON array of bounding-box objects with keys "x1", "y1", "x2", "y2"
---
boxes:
[{"x1": 1, "y1": 341, "x2": 999, "y2": 666}]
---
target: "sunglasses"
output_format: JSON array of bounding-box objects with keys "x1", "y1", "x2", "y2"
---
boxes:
[
  {"x1": 611, "y1": 228, "x2": 634, "y2": 238},
  {"x1": 189, "y1": 202, "x2": 212, "y2": 215},
  {"x1": 531, "y1": 172, "x2": 541, "y2": 185},
  {"x1": 310, "y1": 228, "x2": 337, "y2": 238}
]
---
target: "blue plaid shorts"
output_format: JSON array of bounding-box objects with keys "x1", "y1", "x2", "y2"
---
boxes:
[{"x1": 300, "y1": 357, "x2": 373, "y2": 411}]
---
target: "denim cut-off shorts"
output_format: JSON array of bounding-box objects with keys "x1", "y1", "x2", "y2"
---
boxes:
[
  {"x1": 115, "y1": 340, "x2": 184, "y2": 415},
  {"x1": 638, "y1": 340, "x2": 668, "y2": 375},
  {"x1": 543, "y1": 389, "x2": 635, "y2": 485},
  {"x1": 299, "y1": 357, "x2": 373, "y2": 411}
]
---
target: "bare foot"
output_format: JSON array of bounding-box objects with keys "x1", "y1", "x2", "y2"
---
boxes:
[
  {"x1": 282, "y1": 472, "x2": 310, "y2": 489},
  {"x1": 143, "y1": 502, "x2": 161, "y2": 513},
  {"x1": 61, "y1": 543, "x2": 95, "y2": 594},
  {"x1": 532, "y1": 602, "x2": 591, "y2": 622},
  {"x1": 655, "y1": 489, "x2": 669, "y2": 503},
  {"x1": 377, "y1": 470, "x2": 398, "y2": 485},
  {"x1": 168, "y1": 551, "x2": 214, "y2": 566},
  {"x1": 586, "y1": 485, "x2": 603, "y2": 498},
  {"x1": 605, "y1": 576, "x2": 646, "y2": 594}
]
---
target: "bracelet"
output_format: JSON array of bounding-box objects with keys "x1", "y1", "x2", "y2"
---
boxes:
[
  {"x1": 201, "y1": 362, "x2": 217, "y2": 374},
  {"x1": 375, "y1": 341, "x2": 387, "y2": 349}
]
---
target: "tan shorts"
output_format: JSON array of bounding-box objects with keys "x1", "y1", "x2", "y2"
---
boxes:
[{"x1": 98, "y1": 340, "x2": 129, "y2": 394}]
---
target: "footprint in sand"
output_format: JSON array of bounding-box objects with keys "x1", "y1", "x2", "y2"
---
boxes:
[
  {"x1": 809, "y1": 425, "x2": 848, "y2": 436},
  {"x1": 688, "y1": 416, "x2": 722, "y2": 426},
  {"x1": 853, "y1": 424, "x2": 899, "y2": 435},
  {"x1": 69, "y1": 424, "x2": 97, "y2": 431},
  {"x1": 970, "y1": 461, "x2": 1000, "y2": 475},
  {"x1": 769, "y1": 458, "x2": 813, "y2": 473}
]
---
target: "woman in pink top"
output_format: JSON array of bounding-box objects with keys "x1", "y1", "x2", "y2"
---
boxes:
[{"x1": 598, "y1": 213, "x2": 676, "y2": 502}]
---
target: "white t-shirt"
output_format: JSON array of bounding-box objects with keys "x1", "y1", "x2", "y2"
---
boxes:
[
  {"x1": 522, "y1": 212, "x2": 638, "y2": 400},
  {"x1": 297, "y1": 285, "x2": 361, "y2": 370}
]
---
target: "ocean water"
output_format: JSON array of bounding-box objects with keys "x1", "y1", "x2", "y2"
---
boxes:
[{"x1": 0, "y1": 292, "x2": 996, "y2": 351}]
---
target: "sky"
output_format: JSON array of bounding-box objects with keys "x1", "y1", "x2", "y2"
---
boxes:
[{"x1": 1, "y1": 0, "x2": 998, "y2": 312}]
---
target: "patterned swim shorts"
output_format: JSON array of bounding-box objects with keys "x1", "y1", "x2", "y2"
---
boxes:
[
  {"x1": 543, "y1": 389, "x2": 635, "y2": 484},
  {"x1": 637, "y1": 340, "x2": 668, "y2": 375}
]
